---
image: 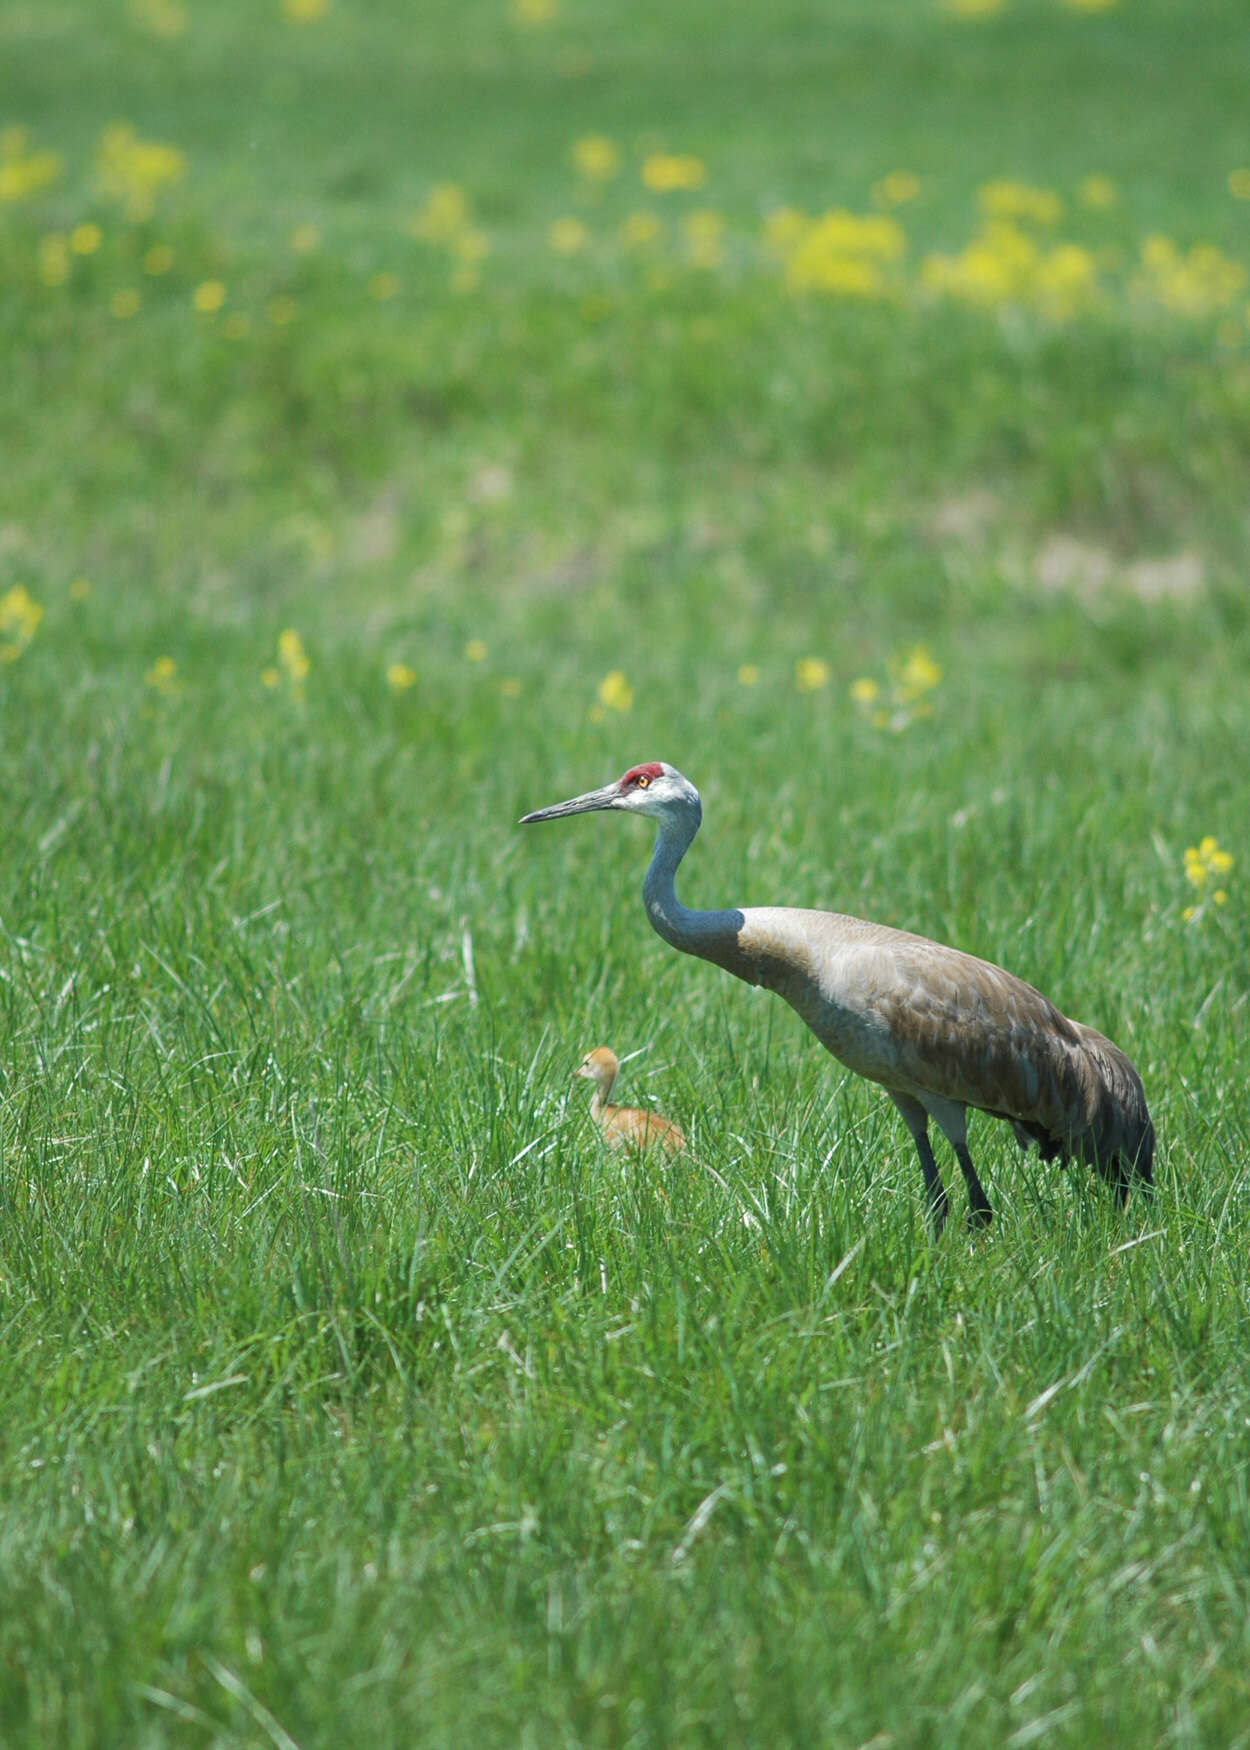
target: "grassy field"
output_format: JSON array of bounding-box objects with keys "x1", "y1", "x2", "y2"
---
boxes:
[{"x1": 2, "y1": 0, "x2": 1250, "y2": 1744}]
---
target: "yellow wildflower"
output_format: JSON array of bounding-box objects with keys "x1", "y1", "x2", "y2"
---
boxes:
[
  {"x1": 795, "y1": 657, "x2": 830, "y2": 693},
  {"x1": 193, "y1": 279, "x2": 226, "y2": 313},
  {"x1": 70, "y1": 223, "x2": 103, "y2": 255},
  {"x1": 872, "y1": 170, "x2": 920, "y2": 207},
  {"x1": 143, "y1": 243, "x2": 174, "y2": 274},
  {"x1": 549, "y1": 216, "x2": 588, "y2": 253},
  {"x1": 1183, "y1": 836, "x2": 1233, "y2": 890},
  {"x1": 387, "y1": 662, "x2": 417, "y2": 691},
  {"x1": 853, "y1": 644, "x2": 942, "y2": 729},
  {"x1": 1035, "y1": 242, "x2": 1098, "y2": 317},
  {"x1": 737, "y1": 664, "x2": 759, "y2": 687},
  {"x1": 0, "y1": 127, "x2": 61, "y2": 202},
  {"x1": 572, "y1": 135, "x2": 620, "y2": 180},
  {"x1": 145, "y1": 655, "x2": 178, "y2": 694},
  {"x1": 500, "y1": 677, "x2": 523, "y2": 698},
  {"x1": 0, "y1": 586, "x2": 43, "y2": 661},
  {"x1": 511, "y1": 0, "x2": 556, "y2": 24},
  {"x1": 782, "y1": 209, "x2": 904, "y2": 298},
  {"x1": 922, "y1": 221, "x2": 1098, "y2": 317},
  {"x1": 260, "y1": 667, "x2": 280, "y2": 689},
  {"x1": 278, "y1": 628, "x2": 310, "y2": 683},
  {"x1": 892, "y1": 644, "x2": 942, "y2": 701},
  {"x1": 641, "y1": 153, "x2": 707, "y2": 193},
  {"x1": 978, "y1": 180, "x2": 1063, "y2": 226},
  {"x1": 597, "y1": 670, "x2": 633, "y2": 711},
  {"x1": 289, "y1": 223, "x2": 321, "y2": 252},
  {"x1": 1229, "y1": 169, "x2": 1250, "y2": 201},
  {"x1": 412, "y1": 184, "x2": 469, "y2": 243},
  {"x1": 621, "y1": 211, "x2": 661, "y2": 247},
  {"x1": 282, "y1": 0, "x2": 329, "y2": 18},
  {"x1": 1135, "y1": 235, "x2": 1244, "y2": 316},
  {"x1": 464, "y1": 639, "x2": 487, "y2": 662},
  {"x1": 110, "y1": 288, "x2": 141, "y2": 318},
  {"x1": 95, "y1": 123, "x2": 185, "y2": 221},
  {"x1": 1078, "y1": 175, "x2": 1117, "y2": 210},
  {"x1": 454, "y1": 229, "x2": 489, "y2": 263}
]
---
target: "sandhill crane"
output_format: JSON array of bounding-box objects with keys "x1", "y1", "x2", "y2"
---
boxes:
[
  {"x1": 575, "y1": 1046, "x2": 686, "y2": 1156},
  {"x1": 522, "y1": 762, "x2": 1154, "y2": 1235}
]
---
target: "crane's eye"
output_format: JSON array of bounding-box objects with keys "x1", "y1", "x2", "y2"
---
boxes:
[{"x1": 636, "y1": 775, "x2": 650, "y2": 788}]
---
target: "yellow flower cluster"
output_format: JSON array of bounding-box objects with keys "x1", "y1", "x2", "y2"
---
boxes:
[
  {"x1": 0, "y1": 585, "x2": 43, "y2": 662},
  {"x1": 596, "y1": 669, "x2": 633, "y2": 711},
  {"x1": 621, "y1": 211, "x2": 661, "y2": 248},
  {"x1": 145, "y1": 655, "x2": 178, "y2": 695},
  {"x1": 770, "y1": 208, "x2": 905, "y2": 298},
  {"x1": 872, "y1": 170, "x2": 920, "y2": 208},
  {"x1": 851, "y1": 644, "x2": 942, "y2": 731},
  {"x1": 410, "y1": 183, "x2": 488, "y2": 291},
  {"x1": 572, "y1": 136, "x2": 620, "y2": 181},
  {"x1": 978, "y1": 179, "x2": 1063, "y2": 226},
  {"x1": 262, "y1": 629, "x2": 310, "y2": 697},
  {"x1": 0, "y1": 126, "x2": 61, "y2": 203},
  {"x1": 1134, "y1": 236, "x2": 1245, "y2": 317},
  {"x1": 511, "y1": 0, "x2": 556, "y2": 24},
  {"x1": 549, "y1": 216, "x2": 588, "y2": 254},
  {"x1": 1181, "y1": 836, "x2": 1233, "y2": 920},
  {"x1": 95, "y1": 123, "x2": 185, "y2": 221},
  {"x1": 193, "y1": 279, "x2": 226, "y2": 313},
  {"x1": 641, "y1": 153, "x2": 706, "y2": 193},
  {"x1": 923, "y1": 223, "x2": 1098, "y2": 318}
]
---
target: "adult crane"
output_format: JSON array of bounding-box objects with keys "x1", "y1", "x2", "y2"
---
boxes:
[{"x1": 521, "y1": 761, "x2": 1154, "y2": 1234}]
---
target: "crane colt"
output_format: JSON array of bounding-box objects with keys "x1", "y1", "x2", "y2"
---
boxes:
[
  {"x1": 575, "y1": 1046, "x2": 686, "y2": 1157},
  {"x1": 521, "y1": 761, "x2": 1154, "y2": 1235}
]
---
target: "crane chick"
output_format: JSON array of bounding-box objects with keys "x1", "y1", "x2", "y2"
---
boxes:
[
  {"x1": 524, "y1": 763, "x2": 1154, "y2": 1235},
  {"x1": 575, "y1": 1046, "x2": 685, "y2": 1157}
]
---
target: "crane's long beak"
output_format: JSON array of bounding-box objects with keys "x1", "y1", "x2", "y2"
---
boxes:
[{"x1": 519, "y1": 782, "x2": 620, "y2": 824}]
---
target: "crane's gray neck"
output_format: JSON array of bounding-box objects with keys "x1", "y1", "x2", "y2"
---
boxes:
[{"x1": 642, "y1": 810, "x2": 747, "y2": 972}]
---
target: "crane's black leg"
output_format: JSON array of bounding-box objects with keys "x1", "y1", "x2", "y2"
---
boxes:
[
  {"x1": 922, "y1": 1097, "x2": 993, "y2": 1230},
  {"x1": 953, "y1": 1142, "x2": 993, "y2": 1229},
  {"x1": 890, "y1": 1093, "x2": 949, "y2": 1237}
]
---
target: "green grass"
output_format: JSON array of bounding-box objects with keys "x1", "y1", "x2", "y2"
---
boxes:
[{"x1": 2, "y1": 0, "x2": 1250, "y2": 1743}]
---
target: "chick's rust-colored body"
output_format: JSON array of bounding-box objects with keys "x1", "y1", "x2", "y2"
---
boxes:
[{"x1": 576, "y1": 1046, "x2": 685, "y2": 1156}]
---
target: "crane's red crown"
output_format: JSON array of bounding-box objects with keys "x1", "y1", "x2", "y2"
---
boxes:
[{"x1": 621, "y1": 762, "x2": 665, "y2": 788}]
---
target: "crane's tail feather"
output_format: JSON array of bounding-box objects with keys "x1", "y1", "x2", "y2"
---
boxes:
[{"x1": 1010, "y1": 1026, "x2": 1154, "y2": 1201}]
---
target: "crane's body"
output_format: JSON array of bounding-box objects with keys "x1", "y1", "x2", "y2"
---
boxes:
[
  {"x1": 522, "y1": 762, "x2": 1154, "y2": 1234},
  {"x1": 576, "y1": 1045, "x2": 685, "y2": 1156}
]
